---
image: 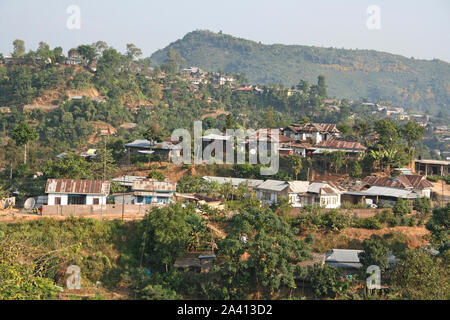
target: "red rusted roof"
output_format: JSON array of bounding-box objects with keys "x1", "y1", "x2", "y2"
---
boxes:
[
  {"x1": 315, "y1": 138, "x2": 367, "y2": 151},
  {"x1": 45, "y1": 179, "x2": 110, "y2": 194},
  {"x1": 132, "y1": 179, "x2": 177, "y2": 192},
  {"x1": 285, "y1": 123, "x2": 340, "y2": 133},
  {"x1": 362, "y1": 175, "x2": 432, "y2": 190}
]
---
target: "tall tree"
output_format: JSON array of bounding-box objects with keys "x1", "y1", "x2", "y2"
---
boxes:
[
  {"x1": 317, "y1": 75, "x2": 327, "y2": 98},
  {"x1": 126, "y1": 43, "x2": 143, "y2": 61},
  {"x1": 76, "y1": 44, "x2": 97, "y2": 67},
  {"x1": 401, "y1": 121, "x2": 426, "y2": 151},
  {"x1": 374, "y1": 120, "x2": 400, "y2": 149},
  {"x1": 11, "y1": 121, "x2": 38, "y2": 164},
  {"x1": 12, "y1": 39, "x2": 25, "y2": 58}
]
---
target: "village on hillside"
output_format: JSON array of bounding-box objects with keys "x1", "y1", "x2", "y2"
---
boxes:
[{"x1": 0, "y1": 35, "x2": 449, "y2": 301}]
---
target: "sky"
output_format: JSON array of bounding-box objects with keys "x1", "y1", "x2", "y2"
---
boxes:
[{"x1": 0, "y1": 0, "x2": 449, "y2": 62}]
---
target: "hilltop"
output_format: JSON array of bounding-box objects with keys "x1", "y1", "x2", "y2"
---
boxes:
[{"x1": 151, "y1": 30, "x2": 450, "y2": 113}]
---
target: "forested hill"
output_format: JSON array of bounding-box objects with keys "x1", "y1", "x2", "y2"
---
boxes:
[{"x1": 151, "y1": 30, "x2": 450, "y2": 113}]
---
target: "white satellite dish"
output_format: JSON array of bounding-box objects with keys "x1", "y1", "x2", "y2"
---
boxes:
[{"x1": 24, "y1": 197, "x2": 36, "y2": 210}]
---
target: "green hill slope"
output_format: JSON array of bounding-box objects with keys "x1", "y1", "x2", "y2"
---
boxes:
[{"x1": 151, "y1": 30, "x2": 450, "y2": 113}]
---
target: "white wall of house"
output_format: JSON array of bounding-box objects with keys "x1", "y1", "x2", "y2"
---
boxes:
[
  {"x1": 421, "y1": 189, "x2": 431, "y2": 198},
  {"x1": 47, "y1": 193, "x2": 107, "y2": 205},
  {"x1": 258, "y1": 191, "x2": 278, "y2": 204},
  {"x1": 85, "y1": 195, "x2": 107, "y2": 205},
  {"x1": 48, "y1": 194, "x2": 68, "y2": 205},
  {"x1": 319, "y1": 194, "x2": 341, "y2": 209}
]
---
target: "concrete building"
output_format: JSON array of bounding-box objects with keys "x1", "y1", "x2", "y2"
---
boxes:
[
  {"x1": 132, "y1": 179, "x2": 177, "y2": 205},
  {"x1": 45, "y1": 179, "x2": 110, "y2": 205},
  {"x1": 255, "y1": 180, "x2": 342, "y2": 208}
]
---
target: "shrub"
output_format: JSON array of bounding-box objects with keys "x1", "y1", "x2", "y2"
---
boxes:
[
  {"x1": 413, "y1": 197, "x2": 432, "y2": 215},
  {"x1": 353, "y1": 217, "x2": 383, "y2": 230},
  {"x1": 393, "y1": 198, "x2": 412, "y2": 216}
]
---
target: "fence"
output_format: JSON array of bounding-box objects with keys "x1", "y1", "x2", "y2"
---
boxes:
[{"x1": 41, "y1": 204, "x2": 160, "y2": 217}]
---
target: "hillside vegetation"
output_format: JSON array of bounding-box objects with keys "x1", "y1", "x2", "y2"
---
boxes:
[{"x1": 151, "y1": 30, "x2": 450, "y2": 113}]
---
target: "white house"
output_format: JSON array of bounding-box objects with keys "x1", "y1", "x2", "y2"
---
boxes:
[
  {"x1": 255, "y1": 180, "x2": 342, "y2": 208},
  {"x1": 45, "y1": 179, "x2": 110, "y2": 205}
]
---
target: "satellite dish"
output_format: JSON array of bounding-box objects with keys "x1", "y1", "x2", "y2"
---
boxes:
[{"x1": 24, "y1": 197, "x2": 36, "y2": 210}]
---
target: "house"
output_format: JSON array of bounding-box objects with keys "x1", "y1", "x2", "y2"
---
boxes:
[
  {"x1": 362, "y1": 175, "x2": 433, "y2": 198},
  {"x1": 151, "y1": 141, "x2": 182, "y2": 161},
  {"x1": 343, "y1": 174, "x2": 433, "y2": 205},
  {"x1": 255, "y1": 180, "x2": 342, "y2": 208},
  {"x1": 202, "y1": 176, "x2": 264, "y2": 190},
  {"x1": 304, "y1": 182, "x2": 342, "y2": 209},
  {"x1": 112, "y1": 175, "x2": 146, "y2": 188},
  {"x1": 312, "y1": 138, "x2": 367, "y2": 157},
  {"x1": 415, "y1": 159, "x2": 450, "y2": 176},
  {"x1": 45, "y1": 179, "x2": 110, "y2": 205},
  {"x1": 174, "y1": 253, "x2": 216, "y2": 273},
  {"x1": 64, "y1": 57, "x2": 81, "y2": 65},
  {"x1": 125, "y1": 139, "x2": 153, "y2": 154},
  {"x1": 132, "y1": 179, "x2": 177, "y2": 205},
  {"x1": 325, "y1": 249, "x2": 397, "y2": 270},
  {"x1": 256, "y1": 180, "x2": 306, "y2": 206},
  {"x1": 282, "y1": 123, "x2": 340, "y2": 143}
]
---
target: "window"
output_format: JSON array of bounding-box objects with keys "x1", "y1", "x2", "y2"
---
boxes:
[
  {"x1": 93, "y1": 198, "x2": 99, "y2": 205},
  {"x1": 69, "y1": 195, "x2": 85, "y2": 205},
  {"x1": 55, "y1": 197, "x2": 61, "y2": 205}
]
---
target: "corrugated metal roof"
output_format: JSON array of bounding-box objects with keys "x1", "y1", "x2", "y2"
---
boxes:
[
  {"x1": 307, "y1": 182, "x2": 341, "y2": 195},
  {"x1": 125, "y1": 139, "x2": 152, "y2": 149},
  {"x1": 203, "y1": 176, "x2": 264, "y2": 188},
  {"x1": 363, "y1": 175, "x2": 433, "y2": 190},
  {"x1": 363, "y1": 186, "x2": 418, "y2": 199},
  {"x1": 45, "y1": 179, "x2": 110, "y2": 195},
  {"x1": 287, "y1": 181, "x2": 310, "y2": 193},
  {"x1": 415, "y1": 159, "x2": 450, "y2": 165},
  {"x1": 132, "y1": 179, "x2": 177, "y2": 192},
  {"x1": 256, "y1": 180, "x2": 289, "y2": 192},
  {"x1": 285, "y1": 123, "x2": 340, "y2": 134},
  {"x1": 314, "y1": 138, "x2": 366, "y2": 151}
]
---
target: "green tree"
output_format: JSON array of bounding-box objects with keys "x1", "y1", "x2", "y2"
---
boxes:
[
  {"x1": 42, "y1": 154, "x2": 92, "y2": 179},
  {"x1": 374, "y1": 120, "x2": 400, "y2": 149},
  {"x1": 140, "y1": 204, "x2": 196, "y2": 272},
  {"x1": 358, "y1": 236, "x2": 390, "y2": 271},
  {"x1": 215, "y1": 206, "x2": 311, "y2": 299},
  {"x1": 317, "y1": 75, "x2": 327, "y2": 98},
  {"x1": 308, "y1": 264, "x2": 350, "y2": 298},
  {"x1": 126, "y1": 43, "x2": 143, "y2": 62},
  {"x1": 388, "y1": 249, "x2": 449, "y2": 300},
  {"x1": 11, "y1": 121, "x2": 38, "y2": 164},
  {"x1": 76, "y1": 44, "x2": 97, "y2": 67},
  {"x1": 12, "y1": 39, "x2": 25, "y2": 58},
  {"x1": 425, "y1": 204, "x2": 449, "y2": 251}
]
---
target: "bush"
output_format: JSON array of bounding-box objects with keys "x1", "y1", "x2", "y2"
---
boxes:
[
  {"x1": 393, "y1": 198, "x2": 412, "y2": 216},
  {"x1": 353, "y1": 217, "x2": 383, "y2": 230},
  {"x1": 413, "y1": 197, "x2": 432, "y2": 215}
]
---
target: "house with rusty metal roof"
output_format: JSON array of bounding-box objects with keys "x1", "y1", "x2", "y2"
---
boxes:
[
  {"x1": 362, "y1": 175, "x2": 433, "y2": 198},
  {"x1": 132, "y1": 179, "x2": 177, "y2": 205},
  {"x1": 45, "y1": 179, "x2": 110, "y2": 206},
  {"x1": 282, "y1": 123, "x2": 340, "y2": 143},
  {"x1": 312, "y1": 138, "x2": 367, "y2": 156}
]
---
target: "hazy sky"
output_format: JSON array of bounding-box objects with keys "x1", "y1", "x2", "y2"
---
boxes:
[{"x1": 1, "y1": 0, "x2": 449, "y2": 62}]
